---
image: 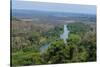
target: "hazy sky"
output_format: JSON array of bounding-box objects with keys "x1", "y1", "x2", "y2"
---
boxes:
[{"x1": 12, "y1": 0, "x2": 96, "y2": 14}]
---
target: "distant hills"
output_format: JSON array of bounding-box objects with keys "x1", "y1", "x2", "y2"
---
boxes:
[{"x1": 12, "y1": 9, "x2": 96, "y2": 22}]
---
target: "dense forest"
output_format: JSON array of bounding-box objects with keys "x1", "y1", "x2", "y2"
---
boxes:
[{"x1": 11, "y1": 16, "x2": 96, "y2": 66}]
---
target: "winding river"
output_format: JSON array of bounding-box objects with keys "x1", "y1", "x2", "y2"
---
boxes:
[
  {"x1": 60, "y1": 25, "x2": 69, "y2": 44},
  {"x1": 40, "y1": 24, "x2": 69, "y2": 53}
]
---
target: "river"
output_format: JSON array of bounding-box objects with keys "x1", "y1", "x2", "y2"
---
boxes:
[
  {"x1": 60, "y1": 24, "x2": 69, "y2": 44},
  {"x1": 40, "y1": 24, "x2": 69, "y2": 53}
]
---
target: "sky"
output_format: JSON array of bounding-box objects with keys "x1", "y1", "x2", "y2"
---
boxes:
[{"x1": 12, "y1": 0, "x2": 96, "y2": 14}]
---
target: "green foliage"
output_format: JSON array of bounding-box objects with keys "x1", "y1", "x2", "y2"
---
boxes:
[
  {"x1": 12, "y1": 51, "x2": 43, "y2": 66},
  {"x1": 42, "y1": 40, "x2": 71, "y2": 64},
  {"x1": 11, "y1": 19, "x2": 96, "y2": 66},
  {"x1": 78, "y1": 46, "x2": 89, "y2": 62},
  {"x1": 67, "y1": 23, "x2": 90, "y2": 35},
  {"x1": 79, "y1": 32, "x2": 96, "y2": 61},
  {"x1": 67, "y1": 34, "x2": 81, "y2": 45}
]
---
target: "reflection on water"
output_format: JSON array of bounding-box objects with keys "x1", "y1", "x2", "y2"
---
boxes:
[
  {"x1": 40, "y1": 24, "x2": 69, "y2": 52},
  {"x1": 60, "y1": 25, "x2": 69, "y2": 44}
]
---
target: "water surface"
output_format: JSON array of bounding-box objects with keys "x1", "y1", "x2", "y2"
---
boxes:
[
  {"x1": 60, "y1": 25, "x2": 69, "y2": 44},
  {"x1": 40, "y1": 24, "x2": 69, "y2": 53}
]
